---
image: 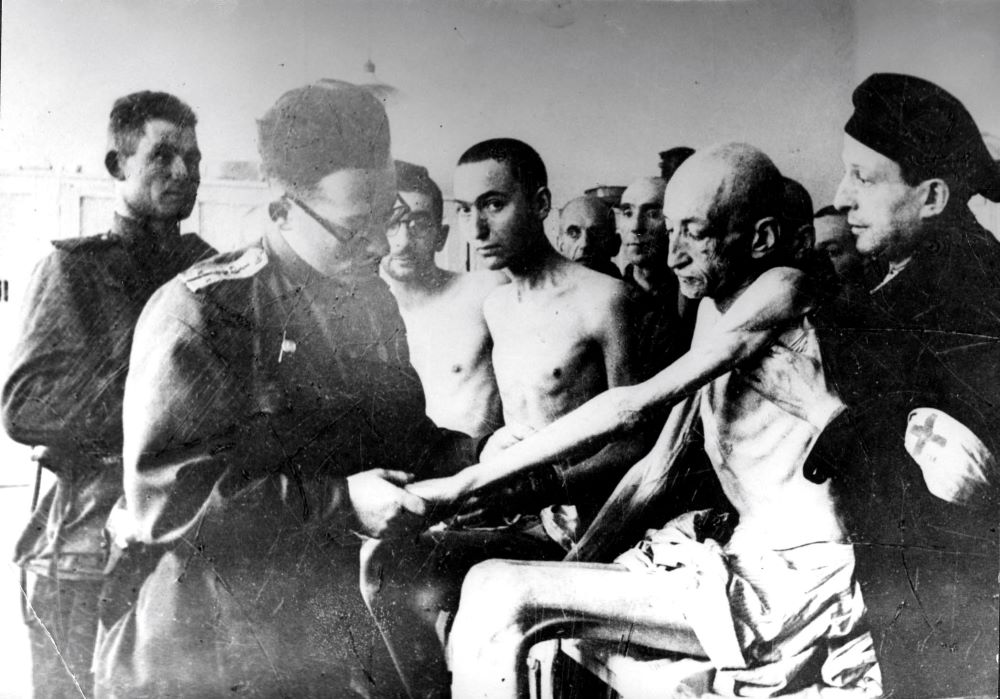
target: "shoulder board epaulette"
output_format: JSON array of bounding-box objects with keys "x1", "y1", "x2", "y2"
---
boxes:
[
  {"x1": 181, "y1": 246, "x2": 269, "y2": 292},
  {"x1": 51, "y1": 233, "x2": 119, "y2": 252}
]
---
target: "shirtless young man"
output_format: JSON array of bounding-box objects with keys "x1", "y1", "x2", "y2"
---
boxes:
[
  {"x1": 414, "y1": 143, "x2": 879, "y2": 698},
  {"x1": 467, "y1": 140, "x2": 636, "y2": 456},
  {"x1": 361, "y1": 139, "x2": 644, "y2": 698},
  {"x1": 381, "y1": 160, "x2": 506, "y2": 440}
]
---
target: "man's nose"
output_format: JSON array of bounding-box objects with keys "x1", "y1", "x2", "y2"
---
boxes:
[
  {"x1": 833, "y1": 175, "x2": 854, "y2": 212},
  {"x1": 387, "y1": 229, "x2": 409, "y2": 254},
  {"x1": 169, "y1": 155, "x2": 191, "y2": 181},
  {"x1": 625, "y1": 215, "x2": 643, "y2": 237},
  {"x1": 666, "y1": 233, "x2": 688, "y2": 269},
  {"x1": 368, "y1": 231, "x2": 391, "y2": 258},
  {"x1": 474, "y1": 210, "x2": 490, "y2": 240}
]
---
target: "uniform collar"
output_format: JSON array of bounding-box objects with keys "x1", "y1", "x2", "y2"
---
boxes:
[{"x1": 109, "y1": 213, "x2": 181, "y2": 253}]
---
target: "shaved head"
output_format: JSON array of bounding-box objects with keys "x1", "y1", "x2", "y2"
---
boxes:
[
  {"x1": 621, "y1": 177, "x2": 667, "y2": 209},
  {"x1": 665, "y1": 142, "x2": 786, "y2": 301},
  {"x1": 668, "y1": 142, "x2": 784, "y2": 235},
  {"x1": 616, "y1": 177, "x2": 668, "y2": 267},
  {"x1": 557, "y1": 196, "x2": 617, "y2": 266},
  {"x1": 561, "y1": 195, "x2": 611, "y2": 224}
]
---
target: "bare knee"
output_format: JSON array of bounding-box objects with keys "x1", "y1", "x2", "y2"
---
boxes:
[{"x1": 458, "y1": 559, "x2": 536, "y2": 633}]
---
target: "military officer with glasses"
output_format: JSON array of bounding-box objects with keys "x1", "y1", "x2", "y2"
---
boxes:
[
  {"x1": 94, "y1": 81, "x2": 455, "y2": 699},
  {"x1": 380, "y1": 160, "x2": 507, "y2": 442}
]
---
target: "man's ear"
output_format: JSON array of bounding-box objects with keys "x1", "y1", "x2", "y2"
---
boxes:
[
  {"x1": 750, "y1": 216, "x2": 780, "y2": 260},
  {"x1": 435, "y1": 224, "x2": 450, "y2": 253},
  {"x1": 105, "y1": 150, "x2": 125, "y2": 180},
  {"x1": 917, "y1": 178, "x2": 949, "y2": 219},
  {"x1": 534, "y1": 186, "x2": 552, "y2": 221}
]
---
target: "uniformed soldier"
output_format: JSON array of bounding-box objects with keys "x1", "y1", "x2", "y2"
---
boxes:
[
  {"x1": 1, "y1": 91, "x2": 213, "y2": 699},
  {"x1": 93, "y1": 80, "x2": 454, "y2": 698},
  {"x1": 818, "y1": 72, "x2": 1000, "y2": 697}
]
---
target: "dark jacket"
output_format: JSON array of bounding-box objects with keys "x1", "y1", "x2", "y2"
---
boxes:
[
  {"x1": 814, "y1": 213, "x2": 1000, "y2": 698},
  {"x1": 1, "y1": 215, "x2": 214, "y2": 580},
  {"x1": 95, "y1": 230, "x2": 456, "y2": 698}
]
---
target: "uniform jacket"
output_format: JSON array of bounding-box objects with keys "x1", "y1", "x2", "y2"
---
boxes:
[
  {"x1": 97, "y1": 229, "x2": 455, "y2": 697},
  {"x1": 1, "y1": 214, "x2": 213, "y2": 580}
]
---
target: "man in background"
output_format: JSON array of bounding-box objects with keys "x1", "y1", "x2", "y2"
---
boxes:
[
  {"x1": 813, "y1": 205, "x2": 864, "y2": 281},
  {"x1": 1, "y1": 91, "x2": 213, "y2": 699},
  {"x1": 555, "y1": 195, "x2": 620, "y2": 277},
  {"x1": 381, "y1": 160, "x2": 506, "y2": 441},
  {"x1": 616, "y1": 175, "x2": 690, "y2": 377}
]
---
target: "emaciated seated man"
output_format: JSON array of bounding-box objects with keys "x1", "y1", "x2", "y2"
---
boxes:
[
  {"x1": 381, "y1": 160, "x2": 506, "y2": 441},
  {"x1": 555, "y1": 195, "x2": 621, "y2": 278},
  {"x1": 411, "y1": 143, "x2": 881, "y2": 698}
]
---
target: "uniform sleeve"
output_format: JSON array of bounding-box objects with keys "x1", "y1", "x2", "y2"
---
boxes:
[
  {"x1": 1, "y1": 251, "x2": 124, "y2": 465},
  {"x1": 122, "y1": 280, "x2": 353, "y2": 547}
]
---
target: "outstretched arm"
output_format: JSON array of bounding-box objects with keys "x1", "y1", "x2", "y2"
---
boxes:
[
  {"x1": 566, "y1": 394, "x2": 701, "y2": 562},
  {"x1": 409, "y1": 267, "x2": 813, "y2": 505}
]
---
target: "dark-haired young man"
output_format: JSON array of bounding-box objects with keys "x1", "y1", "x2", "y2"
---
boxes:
[
  {"x1": 1, "y1": 91, "x2": 213, "y2": 699},
  {"x1": 362, "y1": 139, "x2": 645, "y2": 698},
  {"x1": 381, "y1": 160, "x2": 506, "y2": 440}
]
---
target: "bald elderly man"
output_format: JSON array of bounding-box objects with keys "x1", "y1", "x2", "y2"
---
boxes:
[
  {"x1": 415, "y1": 143, "x2": 879, "y2": 698},
  {"x1": 555, "y1": 195, "x2": 620, "y2": 278}
]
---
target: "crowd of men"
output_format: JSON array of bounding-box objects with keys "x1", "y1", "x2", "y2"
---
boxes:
[{"x1": 2, "y1": 72, "x2": 998, "y2": 699}]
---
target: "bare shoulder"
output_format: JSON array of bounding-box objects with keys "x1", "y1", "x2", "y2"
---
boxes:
[
  {"x1": 566, "y1": 263, "x2": 632, "y2": 314},
  {"x1": 482, "y1": 278, "x2": 515, "y2": 319},
  {"x1": 459, "y1": 270, "x2": 509, "y2": 298},
  {"x1": 747, "y1": 266, "x2": 810, "y2": 309},
  {"x1": 729, "y1": 266, "x2": 813, "y2": 329}
]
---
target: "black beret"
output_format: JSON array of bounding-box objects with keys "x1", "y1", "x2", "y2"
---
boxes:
[
  {"x1": 845, "y1": 73, "x2": 1000, "y2": 202},
  {"x1": 257, "y1": 79, "x2": 390, "y2": 191}
]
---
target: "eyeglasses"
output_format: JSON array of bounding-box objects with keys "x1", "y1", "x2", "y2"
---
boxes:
[
  {"x1": 387, "y1": 194, "x2": 439, "y2": 239},
  {"x1": 287, "y1": 195, "x2": 360, "y2": 244}
]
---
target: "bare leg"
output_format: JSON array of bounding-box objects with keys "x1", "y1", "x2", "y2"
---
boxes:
[
  {"x1": 360, "y1": 528, "x2": 563, "y2": 699},
  {"x1": 449, "y1": 559, "x2": 704, "y2": 699}
]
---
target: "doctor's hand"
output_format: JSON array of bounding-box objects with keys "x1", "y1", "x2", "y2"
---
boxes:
[{"x1": 347, "y1": 469, "x2": 427, "y2": 539}]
